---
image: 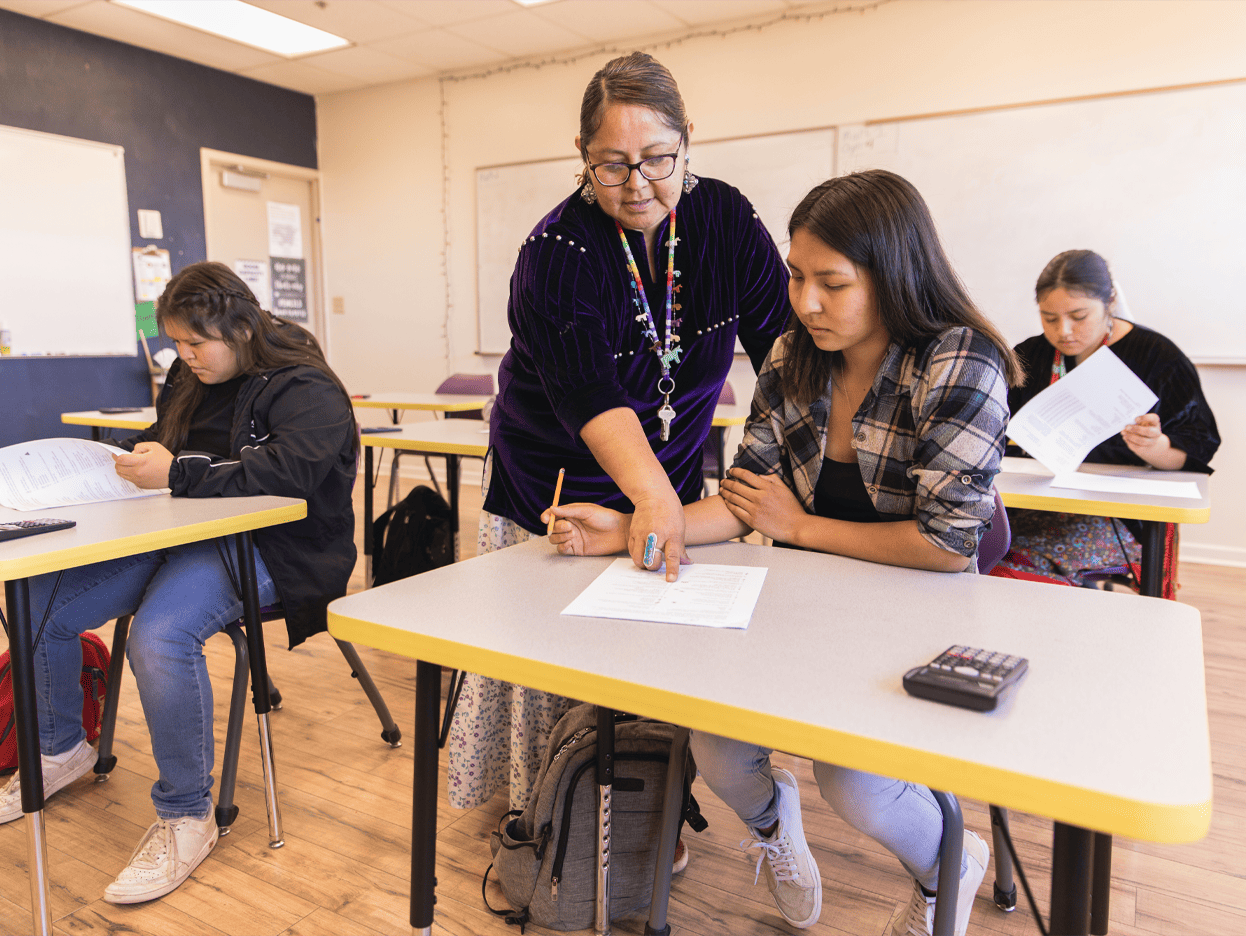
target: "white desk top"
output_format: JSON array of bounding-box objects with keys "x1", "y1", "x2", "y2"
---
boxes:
[
  {"x1": 360, "y1": 421, "x2": 489, "y2": 456},
  {"x1": 352, "y1": 393, "x2": 490, "y2": 413},
  {"x1": 60, "y1": 408, "x2": 156, "y2": 431},
  {"x1": 329, "y1": 538, "x2": 1210, "y2": 844},
  {"x1": 0, "y1": 496, "x2": 305, "y2": 579},
  {"x1": 996, "y1": 456, "x2": 1211, "y2": 524}
]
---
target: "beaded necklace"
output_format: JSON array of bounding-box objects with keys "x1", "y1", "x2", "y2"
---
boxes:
[
  {"x1": 1050, "y1": 322, "x2": 1112, "y2": 384},
  {"x1": 616, "y1": 210, "x2": 682, "y2": 440}
]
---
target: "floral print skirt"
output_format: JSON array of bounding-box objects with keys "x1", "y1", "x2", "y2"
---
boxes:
[
  {"x1": 994, "y1": 509, "x2": 1141, "y2": 587},
  {"x1": 444, "y1": 509, "x2": 575, "y2": 811}
]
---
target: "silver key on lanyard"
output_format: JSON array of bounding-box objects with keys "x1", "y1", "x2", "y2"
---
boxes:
[{"x1": 658, "y1": 396, "x2": 676, "y2": 442}]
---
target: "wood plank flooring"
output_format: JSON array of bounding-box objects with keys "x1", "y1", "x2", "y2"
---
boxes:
[{"x1": 2, "y1": 464, "x2": 1243, "y2": 935}]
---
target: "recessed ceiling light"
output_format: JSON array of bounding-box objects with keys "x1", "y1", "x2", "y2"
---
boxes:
[{"x1": 111, "y1": 0, "x2": 350, "y2": 58}]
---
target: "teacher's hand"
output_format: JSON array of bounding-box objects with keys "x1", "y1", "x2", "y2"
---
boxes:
[
  {"x1": 720, "y1": 467, "x2": 805, "y2": 543},
  {"x1": 113, "y1": 441, "x2": 174, "y2": 489},
  {"x1": 628, "y1": 490, "x2": 689, "y2": 582},
  {"x1": 543, "y1": 503, "x2": 631, "y2": 556}
]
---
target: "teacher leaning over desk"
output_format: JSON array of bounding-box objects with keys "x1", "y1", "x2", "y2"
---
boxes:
[{"x1": 447, "y1": 52, "x2": 791, "y2": 813}]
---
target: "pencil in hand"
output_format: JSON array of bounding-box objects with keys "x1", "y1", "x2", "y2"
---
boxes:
[{"x1": 546, "y1": 468, "x2": 565, "y2": 536}]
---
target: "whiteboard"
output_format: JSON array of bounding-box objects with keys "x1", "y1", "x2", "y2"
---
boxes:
[
  {"x1": 474, "y1": 128, "x2": 835, "y2": 354},
  {"x1": 836, "y1": 82, "x2": 1246, "y2": 363},
  {"x1": 0, "y1": 125, "x2": 137, "y2": 357}
]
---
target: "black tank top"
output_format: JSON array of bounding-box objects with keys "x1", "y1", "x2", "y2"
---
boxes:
[{"x1": 812, "y1": 457, "x2": 884, "y2": 523}]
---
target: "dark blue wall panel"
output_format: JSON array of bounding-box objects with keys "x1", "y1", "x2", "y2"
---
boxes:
[{"x1": 0, "y1": 10, "x2": 316, "y2": 446}]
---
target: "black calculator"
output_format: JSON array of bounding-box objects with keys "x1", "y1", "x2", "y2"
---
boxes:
[
  {"x1": 903, "y1": 645, "x2": 1028, "y2": 712},
  {"x1": 0, "y1": 518, "x2": 77, "y2": 542}
]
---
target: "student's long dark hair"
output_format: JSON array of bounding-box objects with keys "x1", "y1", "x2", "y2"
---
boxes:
[
  {"x1": 781, "y1": 171, "x2": 1022, "y2": 406},
  {"x1": 155, "y1": 261, "x2": 356, "y2": 454}
]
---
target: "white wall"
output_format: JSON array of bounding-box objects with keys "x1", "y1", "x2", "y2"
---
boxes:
[{"x1": 316, "y1": 0, "x2": 1246, "y2": 565}]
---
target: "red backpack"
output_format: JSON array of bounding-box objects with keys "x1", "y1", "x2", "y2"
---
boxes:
[{"x1": 1, "y1": 633, "x2": 110, "y2": 775}]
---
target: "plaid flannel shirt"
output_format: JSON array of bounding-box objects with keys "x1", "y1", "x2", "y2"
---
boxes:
[{"x1": 734, "y1": 327, "x2": 1010, "y2": 561}]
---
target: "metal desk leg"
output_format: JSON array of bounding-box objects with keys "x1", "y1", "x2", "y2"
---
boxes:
[
  {"x1": 930, "y1": 790, "x2": 964, "y2": 936},
  {"x1": 364, "y1": 445, "x2": 375, "y2": 587},
  {"x1": 235, "y1": 532, "x2": 283, "y2": 848},
  {"x1": 4, "y1": 578, "x2": 53, "y2": 936},
  {"x1": 1050, "y1": 822, "x2": 1094, "y2": 935},
  {"x1": 411, "y1": 660, "x2": 441, "y2": 935},
  {"x1": 1090, "y1": 832, "x2": 1112, "y2": 935},
  {"x1": 595, "y1": 706, "x2": 615, "y2": 936},
  {"x1": 1139, "y1": 520, "x2": 1164, "y2": 598},
  {"x1": 713, "y1": 426, "x2": 727, "y2": 482},
  {"x1": 445, "y1": 454, "x2": 461, "y2": 561},
  {"x1": 645, "y1": 727, "x2": 689, "y2": 936}
]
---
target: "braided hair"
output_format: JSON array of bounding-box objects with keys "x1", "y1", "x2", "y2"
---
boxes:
[{"x1": 154, "y1": 261, "x2": 356, "y2": 454}]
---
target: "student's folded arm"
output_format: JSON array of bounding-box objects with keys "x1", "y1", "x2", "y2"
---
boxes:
[
  {"x1": 909, "y1": 329, "x2": 1010, "y2": 567},
  {"x1": 169, "y1": 373, "x2": 354, "y2": 498}
]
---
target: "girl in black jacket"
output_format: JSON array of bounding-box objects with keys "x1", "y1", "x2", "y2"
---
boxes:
[{"x1": 0, "y1": 262, "x2": 357, "y2": 904}]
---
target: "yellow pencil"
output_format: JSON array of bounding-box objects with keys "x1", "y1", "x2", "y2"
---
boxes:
[{"x1": 547, "y1": 468, "x2": 565, "y2": 535}]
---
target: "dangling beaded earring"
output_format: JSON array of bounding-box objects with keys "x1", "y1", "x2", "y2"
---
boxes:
[
  {"x1": 682, "y1": 154, "x2": 699, "y2": 194},
  {"x1": 580, "y1": 178, "x2": 597, "y2": 205}
]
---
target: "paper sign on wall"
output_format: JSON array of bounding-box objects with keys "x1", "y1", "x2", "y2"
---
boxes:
[
  {"x1": 266, "y1": 202, "x2": 303, "y2": 259},
  {"x1": 234, "y1": 259, "x2": 272, "y2": 311},
  {"x1": 132, "y1": 247, "x2": 172, "y2": 302},
  {"x1": 270, "y1": 258, "x2": 308, "y2": 322}
]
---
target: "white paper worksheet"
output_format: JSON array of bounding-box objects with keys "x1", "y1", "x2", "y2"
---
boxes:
[
  {"x1": 1007, "y1": 348, "x2": 1158, "y2": 475},
  {"x1": 1049, "y1": 472, "x2": 1202, "y2": 500},
  {"x1": 0, "y1": 438, "x2": 168, "y2": 511},
  {"x1": 561, "y1": 559, "x2": 768, "y2": 629}
]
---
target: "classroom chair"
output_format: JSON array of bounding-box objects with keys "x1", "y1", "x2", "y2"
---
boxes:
[
  {"x1": 701, "y1": 381, "x2": 735, "y2": 494},
  {"x1": 93, "y1": 606, "x2": 402, "y2": 844}
]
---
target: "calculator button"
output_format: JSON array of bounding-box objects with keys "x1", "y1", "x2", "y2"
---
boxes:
[{"x1": 953, "y1": 665, "x2": 980, "y2": 677}]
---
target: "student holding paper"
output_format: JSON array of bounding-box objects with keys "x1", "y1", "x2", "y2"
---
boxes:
[
  {"x1": 0, "y1": 262, "x2": 357, "y2": 903},
  {"x1": 546, "y1": 170, "x2": 1018, "y2": 936},
  {"x1": 998, "y1": 249, "x2": 1219, "y2": 587}
]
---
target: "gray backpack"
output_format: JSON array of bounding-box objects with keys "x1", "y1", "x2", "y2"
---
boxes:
[{"x1": 483, "y1": 703, "x2": 706, "y2": 932}]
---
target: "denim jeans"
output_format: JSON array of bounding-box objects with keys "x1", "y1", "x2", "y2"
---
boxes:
[
  {"x1": 27, "y1": 538, "x2": 277, "y2": 820},
  {"x1": 690, "y1": 731, "x2": 960, "y2": 892}
]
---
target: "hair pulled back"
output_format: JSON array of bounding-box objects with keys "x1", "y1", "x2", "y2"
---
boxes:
[
  {"x1": 781, "y1": 170, "x2": 1021, "y2": 404},
  {"x1": 155, "y1": 261, "x2": 355, "y2": 454},
  {"x1": 577, "y1": 52, "x2": 688, "y2": 186},
  {"x1": 1034, "y1": 249, "x2": 1115, "y2": 307}
]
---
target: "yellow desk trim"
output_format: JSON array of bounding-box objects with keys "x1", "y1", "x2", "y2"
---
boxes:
[
  {"x1": 998, "y1": 489, "x2": 1210, "y2": 524},
  {"x1": 328, "y1": 608, "x2": 1211, "y2": 845},
  {"x1": 353, "y1": 398, "x2": 486, "y2": 413},
  {"x1": 361, "y1": 436, "x2": 488, "y2": 457},
  {"x1": 61, "y1": 412, "x2": 153, "y2": 430},
  {"x1": 0, "y1": 503, "x2": 306, "y2": 580}
]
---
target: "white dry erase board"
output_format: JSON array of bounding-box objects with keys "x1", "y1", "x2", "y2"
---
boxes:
[
  {"x1": 0, "y1": 124, "x2": 137, "y2": 357},
  {"x1": 837, "y1": 81, "x2": 1246, "y2": 364},
  {"x1": 474, "y1": 128, "x2": 835, "y2": 355}
]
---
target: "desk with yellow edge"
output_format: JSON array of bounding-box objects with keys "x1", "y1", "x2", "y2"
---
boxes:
[
  {"x1": 328, "y1": 538, "x2": 1211, "y2": 936},
  {"x1": 61, "y1": 408, "x2": 156, "y2": 441},
  {"x1": 1, "y1": 494, "x2": 305, "y2": 936}
]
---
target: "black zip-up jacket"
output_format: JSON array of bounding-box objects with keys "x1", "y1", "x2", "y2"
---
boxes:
[{"x1": 122, "y1": 357, "x2": 357, "y2": 647}]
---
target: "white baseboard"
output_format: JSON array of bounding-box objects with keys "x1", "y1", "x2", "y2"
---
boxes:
[{"x1": 1180, "y1": 542, "x2": 1246, "y2": 569}]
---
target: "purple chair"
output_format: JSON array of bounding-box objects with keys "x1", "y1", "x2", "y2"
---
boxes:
[{"x1": 389, "y1": 373, "x2": 495, "y2": 504}]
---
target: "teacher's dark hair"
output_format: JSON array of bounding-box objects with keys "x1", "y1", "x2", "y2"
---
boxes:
[
  {"x1": 1035, "y1": 249, "x2": 1116, "y2": 307},
  {"x1": 577, "y1": 52, "x2": 689, "y2": 187},
  {"x1": 781, "y1": 170, "x2": 1022, "y2": 405},
  {"x1": 154, "y1": 261, "x2": 356, "y2": 454}
]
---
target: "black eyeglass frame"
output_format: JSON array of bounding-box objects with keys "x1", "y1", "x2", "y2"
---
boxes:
[{"x1": 587, "y1": 149, "x2": 683, "y2": 187}]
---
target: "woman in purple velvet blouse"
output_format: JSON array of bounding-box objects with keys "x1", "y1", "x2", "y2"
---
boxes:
[{"x1": 447, "y1": 52, "x2": 791, "y2": 813}]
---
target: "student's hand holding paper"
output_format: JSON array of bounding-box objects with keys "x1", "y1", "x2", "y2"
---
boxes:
[
  {"x1": 1120, "y1": 412, "x2": 1185, "y2": 470},
  {"x1": 720, "y1": 467, "x2": 805, "y2": 542},
  {"x1": 113, "y1": 441, "x2": 175, "y2": 489},
  {"x1": 544, "y1": 503, "x2": 631, "y2": 557}
]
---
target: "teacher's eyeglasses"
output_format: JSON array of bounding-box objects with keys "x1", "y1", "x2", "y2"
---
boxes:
[{"x1": 588, "y1": 152, "x2": 680, "y2": 187}]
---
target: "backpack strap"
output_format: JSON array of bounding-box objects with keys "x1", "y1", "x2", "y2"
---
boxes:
[{"x1": 481, "y1": 863, "x2": 531, "y2": 933}]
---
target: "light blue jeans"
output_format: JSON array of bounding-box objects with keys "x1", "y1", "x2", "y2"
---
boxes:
[
  {"x1": 690, "y1": 731, "x2": 955, "y2": 891},
  {"x1": 27, "y1": 538, "x2": 277, "y2": 820}
]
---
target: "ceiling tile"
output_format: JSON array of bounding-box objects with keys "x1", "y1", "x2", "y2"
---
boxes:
[
  {"x1": 650, "y1": 0, "x2": 788, "y2": 28},
  {"x1": 238, "y1": 58, "x2": 362, "y2": 95},
  {"x1": 372, "y1": 26, "x2": 505, "y2": 72},
  {"x1": 47, "y1": 1, "x2": 280, "y2": 71},
  {"x1": 532, "y1": 0, "x2": 687, "y2": 43},
  {"x1": 299, "y1": 44, "x2": 433, "y2": 83},
  {"x1": 375, "y1": 0, "x2": 515, "y2": 28},
  {"x1": 246, "y1": 0, "x2": 424, "y2": 44},
  {"x1": 0, "y1": 0, "x2": 90, "y2": 17},
  {"x1": 445, "y1": 9, "x2": 592, "y2": 59}
]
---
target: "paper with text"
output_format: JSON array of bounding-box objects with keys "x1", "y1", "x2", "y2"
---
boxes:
[
  {"x1": 1049, "y1": 471, "x2": 1202, "y2": 500},
  {"x1": 1007, "y1": 348, "x2": 1158, "y2": 475},
  {"x1": 562, "y1": 559, "x2": 768, "y2": 629},
  {"x1": 0, "y1": 438, "x2": 168, "y2": 511}
]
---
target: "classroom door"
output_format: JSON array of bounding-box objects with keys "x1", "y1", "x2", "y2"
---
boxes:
[{"x1": 200, "y1": 148, "x2": 326, "y2": 346}]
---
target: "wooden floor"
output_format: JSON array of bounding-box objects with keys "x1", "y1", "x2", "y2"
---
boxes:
[{"x1": 2, "y1": 465, "x2": 1244, "y2": 935}]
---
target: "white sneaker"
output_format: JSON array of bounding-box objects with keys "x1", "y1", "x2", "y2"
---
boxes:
[
  {"x1": 0, "y1": 740, "x2": 97, "y2": 823},
  {"x1": 103, "y1": 814, "x2": 219, "y2": 904},
  {"x1": 742, "y1": 767, "x2": 822, "y2": 929},
  {"x1": 892, "y1": 829, "x2": 989, "y2": 936}
]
